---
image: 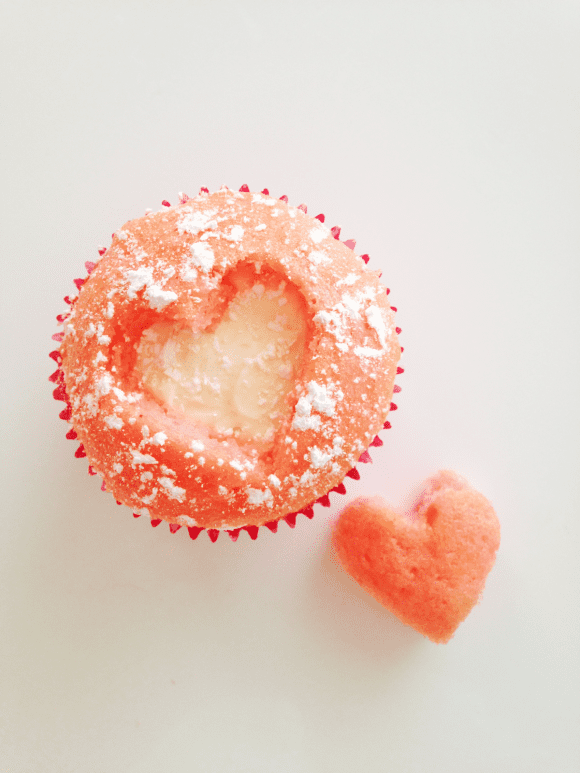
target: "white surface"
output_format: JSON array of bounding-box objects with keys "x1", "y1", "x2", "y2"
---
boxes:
[{"x1": 1, "y1": 2, "x2": 579, "y2": 771}]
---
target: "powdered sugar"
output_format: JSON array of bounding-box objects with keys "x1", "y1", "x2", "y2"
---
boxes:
[
  {"x1": 292, "y1": 381, "x2": 339, "y2": 431},
  {"x1": 96, "y1": 373, "x2": 113, "y2": 395},
  {"x1": 309, "y1": 226, "x2": 329, "y2": 244},
  {"x1": 225, "y1": 225, "x2": 244, "y2": 242},
  {"x1": 146, "y1": 285, "x2": 178, "y2": 310},
  {"x1": 365, "y1": 305, "x2": 388, "y2": 348},
  {"x1": 177, "y1": 514, "x2": 198, "y2": 527},
  {"x1": 247, "y1": 487, "x2": 274, "y2": 507},
  {"x1": 307, "y1": 381, "x2": 337, "y2": 416},
  {"x1": 177, "y1": 208, "x2": 218, "y2": 237},
  {"x1": 354, "y1": 345, "x2": 386, "y2": 359},
  {"x1": 130, "y1": 450, "x2": 158, "y2": 465},
  {"x1": 337, "y1": 273, "x2": 358, "y2": 287},
  {"x1": 159, "y1": 477, "x2": 186, "y2": 502},
  {"x1": 183, "y1": 242, "x2": 215, "y2": 279},
  {"x1": 126, "y1": 266, "x2": 177, "y2": 309},
  {"x1": 309, "y1": 446, "x2": 333, "y2": 468},
  {"x1": 308, "y1": 250, "x2": 330, "y2": 266},
  {"x1": 308, "y1": 435, "x2": 345, "y2": 469},
  {"x1": 127, "y1": 267, "x2": 154, "y2": 298},
  {"x1": 104, "y1": 415, "x2": 123, "y2": 430},
  {"x1": 292, "y1": 397, "x2": 322, "y2": 431}
]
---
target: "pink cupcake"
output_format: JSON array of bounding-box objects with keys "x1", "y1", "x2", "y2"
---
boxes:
[{"x1": 51, "y1": 186, "x2": 402, "y2": 542}]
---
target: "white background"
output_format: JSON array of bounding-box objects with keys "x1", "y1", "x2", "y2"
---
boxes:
[{"x1": 1, "y1": 2, "x2": 579, "y2": 771}]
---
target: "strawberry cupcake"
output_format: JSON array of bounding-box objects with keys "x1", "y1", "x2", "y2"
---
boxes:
[{"x1": 50, "y1": 186, "x2": 402, "y2": 541}]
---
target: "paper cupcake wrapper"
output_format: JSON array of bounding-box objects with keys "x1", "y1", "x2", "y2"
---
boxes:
[{"x1": 50, "y1": 184, "x2": 403, "y2": 543}]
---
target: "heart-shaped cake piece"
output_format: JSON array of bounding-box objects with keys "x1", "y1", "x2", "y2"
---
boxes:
[{"x1": 332, "y1": 471, "x2": 500, "y2": 643}]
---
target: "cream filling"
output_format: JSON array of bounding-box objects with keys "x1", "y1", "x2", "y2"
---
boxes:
[{"x1": 135, "y1": 267, "x2": 307, "y2": 444}]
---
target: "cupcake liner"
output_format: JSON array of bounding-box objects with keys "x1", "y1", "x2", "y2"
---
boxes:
[{"x1": 50, "y1": 184, "x2": 403, "y2": 543}]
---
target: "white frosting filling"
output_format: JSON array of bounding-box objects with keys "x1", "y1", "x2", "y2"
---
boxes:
[{"x1": 135, "y1": 266, "x2": 307, "y2": 444}]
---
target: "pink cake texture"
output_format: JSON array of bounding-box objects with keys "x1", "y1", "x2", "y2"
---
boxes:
[{"x1": 332, "y1": 471, "x2": 500, "y2": 643}]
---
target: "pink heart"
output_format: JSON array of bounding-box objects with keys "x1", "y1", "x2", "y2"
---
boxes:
[{"x1": 332, "y1": 471, "x2": 500, "y2": 643}]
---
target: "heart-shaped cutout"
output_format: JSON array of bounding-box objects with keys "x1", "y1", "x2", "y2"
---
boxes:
[
  {"x1": 135, "y1": 263, "x2": 308, "y2": 454},
  {"x1": 332, "y1": 471, "x2": 500, "y2": 642}
]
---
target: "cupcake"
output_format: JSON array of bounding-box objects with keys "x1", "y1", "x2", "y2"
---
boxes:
[{"x1": 51, "y1": 186, "x2": 402, "y2": 541}]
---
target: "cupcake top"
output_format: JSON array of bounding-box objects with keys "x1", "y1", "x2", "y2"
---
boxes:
[{"x1": 60, "y1": 189, "x2": 401, "y2": 530}]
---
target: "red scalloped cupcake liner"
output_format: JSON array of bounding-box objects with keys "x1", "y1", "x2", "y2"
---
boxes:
[{"x1": 50, "y1": 184, "x2": 403, "y2": 543}]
